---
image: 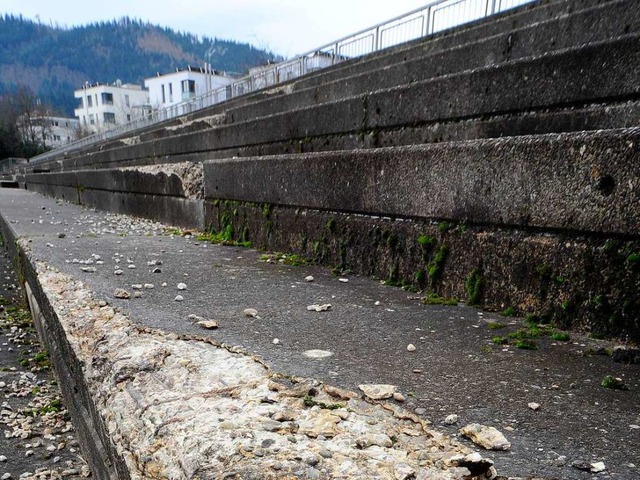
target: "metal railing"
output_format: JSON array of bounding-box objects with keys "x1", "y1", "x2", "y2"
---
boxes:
[{"x1": 31, "y1": 0, "x2": 534, "y2": 164}]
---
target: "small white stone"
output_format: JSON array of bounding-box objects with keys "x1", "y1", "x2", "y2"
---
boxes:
[
  {"x1": 131, "y1": 284, "x2": 143, "y2": 290},
  {"x1": 244, "y1": 308, "x2": 258, "y2": 317},
  {"x1": 2, "y1": 473, "x2": 11, "y2": 479},
  {"x1": 127, "y1": 264, "x2": 136, "y2": 269},
  {"x1": 304, "y1": 275, "x2": 314, "y2": 282},
  {"x1": 25, "y1": 450, "x2": 33, "y2": 457},
  {"x1": 114, "y1": 270, "x2": 123, "y2": 276},
  {"x1": 196, "y1": 320, "x2": 218, "y2": 330},
  {"x1": 175, "y1": 295, "x2": 184, "y2": 302},
  {"x1": 133, "y1": 291, "x2": 142, "y2": 298},
  {"x1": 444, "y1": 414, "x2": 458, "y2": 425},
  {"x1": 359, "y1": 384, "x2": 397, "y2": 400},
  {"x1": 272, "y1": 338, "x2": 280, "y2": 345},
  {"x1": 406, "y1": 343, "x2": 416, "y2": 352},
  {"x1": 528, "y1": 402, "x2": 541, "y2": 411},
  {"x1": 177, "y1": 282, "x2": 187, "y2": 290},
  {"x1": 590, "y1": 462, "x2": 606, "y2": 473},
  {"x1": 374, "y1": 301, "x2": 381, "y2": 306},
  {"x1": 393, "y1": 392, "x2": 405, "y2": 402},
  {"x1": 307, "y1": 304, "x2": 332, "y2": 312},
  {"x1": 162, "y1": 282, "x2": 168, "y2": 287},
  {"x1": 338, "y1": 278, "x2": 349, "y2": 283},
  {"x1": 303, "y1": 350, "x2": 334, "y2": 359},
  {"x1": 0, "y1": 455, "x2": 6, "y2": 462},
  {"x1": 113, "y1": 288, "x2": 130, "y2": 299},
  {"x1": 144, "y1": 283, "x2": 154, "y2": 289}
]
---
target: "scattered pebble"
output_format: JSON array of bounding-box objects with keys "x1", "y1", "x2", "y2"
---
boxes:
[
  {"x1": 528, "y1": 402, "x2": 541, "y2": 411},
  {"x1": 303, "y1": 350, "x2": 334, "y2": 359},
  {"x1": 114, "y1": 269, "x2": 123, "y2": 276},
  {"x1": 406, "y1": 344, "x2": 416, "y2": 352},
  {"x1": 127, "y1": 264, "x2": 136, "y2": 269},
  {"x1": 307, "y1": 304, "x2": 332, "y2": 312},
  {"x1": 177, "y1": 282, "x2": 187, "y2": 290},
  {"x1": 113, "y1": 288, "x2": 130, "y2": 299},
  {"x1": 459, "y1": 424, "x2": 511, "y2": 451},
  {"x1": 590, "y1": 462, "x2": 606, "y2": 473},
  {"x1": 133, "y1": 291, "x2": 142, "y2": 298},
  {"x1": 144, "y1": 283, "x2": 154, "y2": 289},
  {"x1": 359, "y1": 384, "x2": 397, "y2": 400},
  {"x1": 175, "y1": 295, "x2": 184, "y2": 302},
  {"x1": 80, "y1": 266, "x2": 96, "y2": 273},
  {"x1": 272, "y1": 338, "x2": 280, "y2": 345},
  {"x1": 244, "y1": 308, "x2": 258, "y2": 317},
  {"x1": 374, "y1": 301, "x2": 381, "y2": 306},
  {"x1": 304, "y1": 276, "x2": 314, "y2": 282},
  {"x1": 131, "y1": 284, "x2": 143, "y2": 290},
  {"x1": 338, "y1": 278, "x2": 349, "y2": 283},
  {"x1": 444, "y1": 414, "x2": 458, "y2": 425},
  {"x1": 196, "y1": 320, "x2": 218, "y2": 330},
  {"x1": 393, "y1": 392, "x2": 405, "y2": 402}
]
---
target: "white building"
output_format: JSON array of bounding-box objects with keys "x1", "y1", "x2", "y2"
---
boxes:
[
  {"x1": 33, "y1": 116, "x2": 79, "y2": 148},
  {"x1": 74, "y1": 81, "x2": 150, "y2": 133},
  {"x1": 144, "y1": 66, "x2": 234, "y2": 110}
]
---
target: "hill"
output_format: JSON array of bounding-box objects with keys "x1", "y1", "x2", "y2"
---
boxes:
[{"x1": 0, "y1": 15, "x2": 282, "y2": 116}]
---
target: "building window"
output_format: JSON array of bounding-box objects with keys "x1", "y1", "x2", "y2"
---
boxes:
[
  {"x1": 78, "y1": 97, "x2": 84, "y2": 108},
  {"x1": 161, "y1": 84, "x2": 166, "y2": 104},
  {"x1": 181, "y1": 80, "x2": 196, "y2": 100},
  {"x1": 103, "y1": 112, "x2": 116, "y2": 124},
  {"x1": 125, "y1": 95, "x2": 130, "y2": 107},
  {"x1": 126, "y1": 114, "x2": 131, "y2": 121},
  {"x1": 89, "y1": 114, "x2": 95, "y2": 125},
  {"x1": 101, "y1": 92, "x2": 114, "y2": 105},
  {"x1": 182, "y1": 80, "x2": 196, "y2": 93},
  {"x1": 87, "y1": 95, "x2": 93, "y2": 107},
  {"x1": 168, "y1": 83, "x2": 173, "y2": 102}
]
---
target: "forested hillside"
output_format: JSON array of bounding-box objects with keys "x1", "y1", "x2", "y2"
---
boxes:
[{"x1": 0, "y1": 15, "x2": 281, "y2": 115}]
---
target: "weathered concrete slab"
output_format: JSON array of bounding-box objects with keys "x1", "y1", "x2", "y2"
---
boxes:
[
  {"x1": 0, "y1": 189, "x2": 638, "y2": 480},
  {"x1": 224, "y1": 1, "x2": 640, "y2": 126},
  {"x1": 204, "y1": 129, "x2": 640, "y2": 236},
  {"x1": 23, "y1": 164, "x2": 205, "y2": 229},
  {"x1": 28, "y1": 30, "x2": 640, "y2": 173}
]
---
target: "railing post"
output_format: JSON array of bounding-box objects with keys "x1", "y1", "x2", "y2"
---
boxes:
[{"x1": 375, "y1": 26, "x2": 380, "y2": 51}]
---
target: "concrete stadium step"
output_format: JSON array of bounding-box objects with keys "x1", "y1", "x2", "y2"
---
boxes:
[
  {"x1": 221, "y1": 0, "x2": 638, "y2": 128},
  {"x1": 286, "y1": 0, "x2": 624, "y2": 92},
  {"x1": 41, "y1": 34, "x2": 640, "y2": 172},
  {"x1": 99, "y1": 0, "x2": 631, "y2": 150},
  {"x1": 36, "y1": 0, "x2": 624, "y2": 166},
  {"x1": 202, "y1": 128, "x2": 640, "y2": 238},
  {"x1": 0, "y1": 189, "x2": 638, "y2": 480}
]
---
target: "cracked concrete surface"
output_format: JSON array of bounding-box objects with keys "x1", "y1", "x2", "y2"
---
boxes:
[{"x1": 34, "y1": 261, "x2": 490, "y2": 479}]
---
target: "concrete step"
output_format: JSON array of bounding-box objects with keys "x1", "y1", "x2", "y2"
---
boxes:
[
  {"x1": 288, "y1": 0, "x2": 622, "y2": 92},
  {"x1": 43, "y1": 0, "x2": 623, "y2": 164},
  {"x1": 103, "y1": 0, "x2": 631, "y2": 148},
  {"x1": 202, "y1": 128, "x2": 640, "y2": 237},
  {"x1": 223, "y1": 0, "x2": 638, "y2": 127},
  {"x1": 41, "y1": 35, "x2": 640, "y2": 173}
]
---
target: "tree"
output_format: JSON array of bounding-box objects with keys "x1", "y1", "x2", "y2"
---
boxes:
[{"x1": 0, "y1": 87, "x2": 51, "y2": 159}]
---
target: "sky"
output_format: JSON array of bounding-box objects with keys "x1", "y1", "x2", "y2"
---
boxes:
[{"x1": 1, "y1": 0, "x2": 428, "y2": 58}]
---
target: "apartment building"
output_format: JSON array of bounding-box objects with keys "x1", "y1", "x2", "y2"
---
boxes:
[
  {"x1": 74, "y1": 81, "x2": 150, "y2": 133},
  {"x1": 144, "y1": 66, "x2": 234, "y2": 109}
]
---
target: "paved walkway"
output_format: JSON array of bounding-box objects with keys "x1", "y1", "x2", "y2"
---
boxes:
[{"x1": 0, "y1": 188, "x2": 638, "y2": 479}]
